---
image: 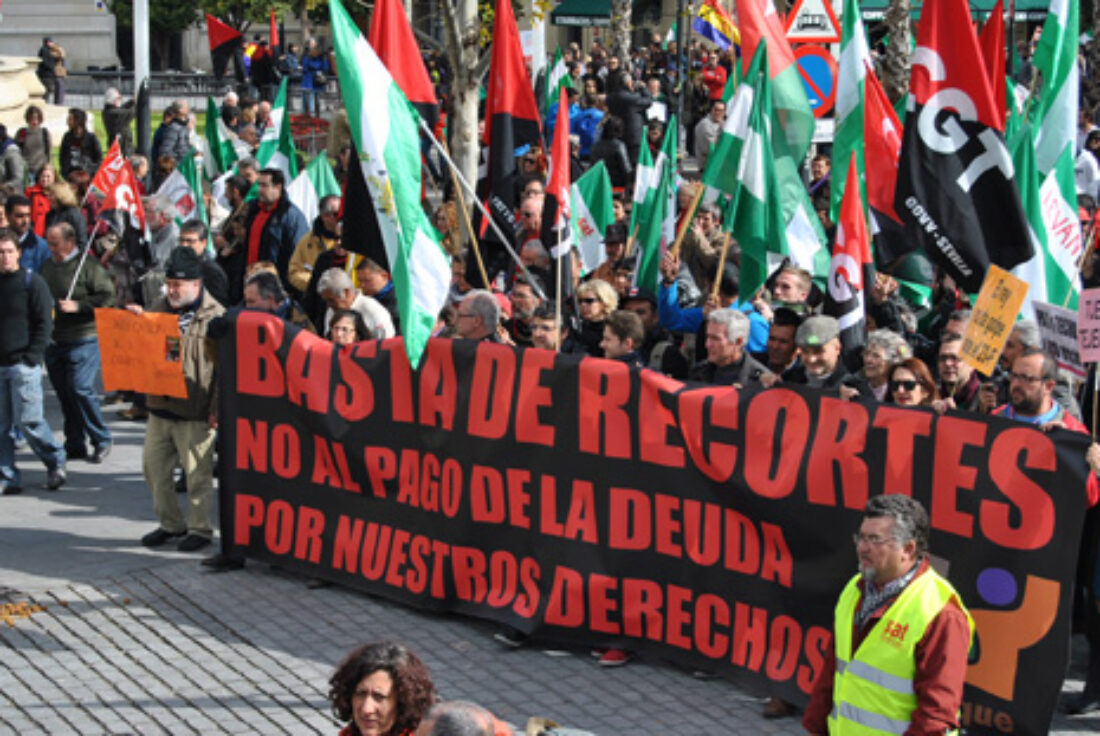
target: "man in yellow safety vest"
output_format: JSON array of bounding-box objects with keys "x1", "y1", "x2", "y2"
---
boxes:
[{"x1": 803, "y1": 495, "x2": 974, "y2": 736}]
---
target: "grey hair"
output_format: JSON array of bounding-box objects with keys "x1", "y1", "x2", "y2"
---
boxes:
[
  {"x1": 464, "y1": 289, "x2": 501, "y2": 328},
  {"x1": 419, "y1": 701, "x2": 495, "y2": 736},
  {"x1": 706, "y1": 308, "x2": 750, "y2": 344},
  {"x1": 317, "y1": 268, "x2": 354, "y2": 296},
  {"x1": 865, "y1": 329, "x2": 910, "y2": 364},
  {"x1": 237, "y1": 156, "x2": 259, "y2": 173},
  {"x1": 1012, "y1": 320, "x2": 1041, "y2": 350},
  {"x1": 104, "y1": 87, "x2": 122, "y2": 105},
  {"x1": 864, "y1": 495, "x2": 930, "y2": 557}
]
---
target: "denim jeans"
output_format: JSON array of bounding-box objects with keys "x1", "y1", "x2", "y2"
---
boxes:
[
  {"x1": 44, "y1": 339, "x2": 111, "y2": 457},
  {"x1": 0, "y1": 363, "x2": 65, "y2": 485}
]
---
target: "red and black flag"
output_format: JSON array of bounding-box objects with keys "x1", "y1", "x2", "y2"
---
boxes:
[
  {"x1": 269, "y1": 10, "x2": 280, "y2": 54},
  {"x1": 540, "y1": 87, "x2": 573, "y2": 301},
  {"x1": 206, "y1": 14, "x2": 243, "y2": 79},
  {"x1": 894, "y1": 0, "x2": 1031, "y2": 294},
  {"x1": 978, "y1": 0, "x2": 1006, "y2": 132},
  {"x1": 368, "y1": 0, "x2": 438, "y2": 127},
  {"x1": 863, "y1": 65, "x2": 909, "y2": 269},
  {"x1": 338, "y1": 138, "x2": 390, "y2": 273},
  {"x1": 825, "y1": 153, "x2": 874, "y2": 359},
  {"x1": 475, "y1": 0, "x2": 542, "y2": 284}
]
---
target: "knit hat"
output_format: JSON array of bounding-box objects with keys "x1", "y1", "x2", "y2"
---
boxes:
[{"x1": 164, "y1": 246, "x2": 202, "y2": 280}]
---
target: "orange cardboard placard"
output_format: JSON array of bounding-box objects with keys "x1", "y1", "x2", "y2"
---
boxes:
[
  {"x1": 960, "y1": 265, "x2": 1029, "y2": 376},
  {"x1": 95, "y1": 308, "x2": 188, "y2": 399}
]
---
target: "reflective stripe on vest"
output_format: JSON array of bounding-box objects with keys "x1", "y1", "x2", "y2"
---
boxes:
[{"x1": 827, "y1": 568, "x2": 974, "y2": 736}]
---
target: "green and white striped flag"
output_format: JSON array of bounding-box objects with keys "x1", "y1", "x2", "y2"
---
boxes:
[
  {"x1": 632, "y1": 118, "x2": 677, "y2": 293},
  {"x1": 203, "y1": 96, "x2": 238, "y2": 180},
  {"x1": 330, "y1": 0, "x2": 451, "y2": 368},
  {"x1": 1027, "y1": 0, "x2": 1080, "y2": 309},
  {"x1": 155, "y1": 151, "x2": 208, "y2": 250},
  {"x1": 545, "y1": 45, "x2": 573, "y2": 110},
  {"x1": 255, "y1": 78, "x2": 299, "y2": 182},
  {"x1": 703, "y1": 44, "x2": 787, "y2": 299},
  {"x1": 663, "y1": 22, "x2": 677, "y2": 50},
  {"x1": 287, "y1": 154, "x2": 341, "y2": 226},
  {"x1": 570, "y1": 161, "x2": 615, "y2": 274},
  {"x1": 831, "y1": 0, "x2": 869, "y2": 223}
]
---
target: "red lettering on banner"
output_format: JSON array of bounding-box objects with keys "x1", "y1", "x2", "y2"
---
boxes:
[
  {"x1": 441, "y1": 459, "x2": 463, "y2": 517},
  {"x1": 799, "y1": 626, "x2": 831, "y2": 694},
  {"x1": 452, "y1": 547, "x2": 487, "y2": 602},
  {"x1": 398, "y1": 448, "x2": 420, "y2": 505},
  {"x1": 806, "y1": 397, "x2": 869, "y2": 508},
  {"x1": 332, "y1": 442, "x2": 360, "y2": 492},
  {"x1": 608, "y1": 487, "x2": 651, "y2": 550},
  {"x1": 589, "y1": 573, "x2": 620, "y2": 634},
  {"x1": 419, "y1": 453, "x2": 440, "y2": 511},
  {"x1": 732, "y1": 601, "x2": 768, "y2": 671},
  {"x1": 334, "y1": 343, "x2": 375, "y2": 421},
  {"x1": 725, "y1": 510, "x2": 759, "y2": 575},
  {"x1": 406, "y1": 535, "x2": 430, "y2": 593},
  {"x1": 235, "y1": 420, "x2": 300, "y2": 478},
  {"x1": 684, "y1": 500, "x2": 722, "y2": 566},
  {"x1": 515, "y1": 349, "x2": 556, "y2": 446},
  {"x1": 468, "y1": 343, "x2": 515, "y2": 439},
  {"x1": 429, "y1": 540, "x2": 450, "y2": 598},
  {"x1": 545, "y1": 566, "x2": 585, "y2": 627},
  {"x1": 578, "y1": 360, "x2": 632, "y2": 458},
  {"x1": 539, "y1": 475, "x2": 565, "y2": 538},
  {"x1": 765, "y1": 615, "x2": 802, "y2": 681},
  {"x1": 418, "y1": 340, "x2": 457, "y2": 430},
  {"x1": 271, "y1": 424, "x2": 300, "y2": 478},
  {"x1": 516, "y1": 558, "x2": 541, "y2": 617},
  {"x1": 311, "y1": 435, "x2": 342, "y2": 488},
  {"x1": 234, "y1": 493, "x2": 265, "y2": 544},
  {"x1": 236, "y1": 311, "x2": 285, "y2": 397},
  {"x1": 487, "y1": 551, "x2": 519, "y2": 607},
  {"x1": 563, "y1": 480, "x2": 597, "y2": 543},
  {"x1": 364, "y1": 447, "x2": 395, "y2": 498},
  {"x1": 382, "y1": 340, "x2": 414, "y2": 423},
  {"x1": 639, "y1": 371, "x2": 686, "y2": 468},
  {"x1": 761, "y1": 523, "x2": 793, "y2": 588},
  {"x1": 695, "y1": 594, "x2": 731, "y2": 658},
  {"x1": 744, "y1": 390, "x2": 811, "y2": 499},
  {"x1": 666, "y1": 584, "x2": 693, "y2": 649},
  {"x1": 505, "y1": 469, "x2": 532, "y2": 529},
  {"x1": 264, "y1": 500, "x2": 294, "y2": 555},
  {"x1": 622, "y1": 578, "x2": 663, "y2": 639},
  {"x1": 384, "y1": 529, "x2": 411, "y2": 588},
  {"x1": 873, "y1": 408, "x2": 933, "y2": 498},
  {"x1": 470, "y1": 465, "x2": 505, "y2": 523},
  {"x1": 237, "y1": 418, "x2": 268, "y2": 471},
  {"x1": 333, "y1": 516, "x2": 363, "y2": 573},
  {"x1": 931, "y1": 416, "x2": 984, "y2": 538},
  {"x1": 984, "y1": 428, "x2": 1056, "y2": 549},
  {"x1": 679, "y1": 387, "x2": 738, "y2": 482},
  {"x1": 286, "y1": 331, "x2": 332, "y2": 413},
  {"x1": 361, "y1": 522, "x2": 390, "y2": 580},
  {"x1": 655, "y1": 493, "x2": 682, "y2": 558}
]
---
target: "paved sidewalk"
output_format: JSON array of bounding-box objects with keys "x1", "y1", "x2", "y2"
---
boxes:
[{"x1": 1, "y1": 396, "x2": 1098, "y2": 735}]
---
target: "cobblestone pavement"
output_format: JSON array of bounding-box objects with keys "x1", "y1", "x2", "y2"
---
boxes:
[{"x1": 1, "y1": 397, "x2": 1098, "y2": 735}]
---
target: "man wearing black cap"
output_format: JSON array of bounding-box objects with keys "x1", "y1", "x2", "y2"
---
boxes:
[
  {"x1": 128, "y1": 246, "x2": 226, "y2": 553},
  {"x1": 590, "y1": 222, "x2": 628, "y2": 285}
]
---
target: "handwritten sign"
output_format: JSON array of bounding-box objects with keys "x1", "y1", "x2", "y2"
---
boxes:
[
  {"x1": 960, "y1": 265, "x2": 1029, "y2": 376},
  {"x1": 1032, "y1": 301, "x2": 1086, "y2": 378},
  {"x1": 1078, "y1": 288, "x2": 1100, "y2": 364},
  {"x1": 94, "y1": 308, "x2": 187, "y2": 398}
]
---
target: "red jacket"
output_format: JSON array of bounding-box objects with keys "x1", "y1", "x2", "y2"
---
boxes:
[
  {"x1": 803, "y1": 560, "x2": 972, "y2": 736},
  {"x1": 25, "y1": 183, "x2": 51, "y2": 237},
  {"x1": 992, "y1": 402, "x2": 1099, "y2": 506},
  {"x1": 701, "y1": 65, "x2": 728, "y2": 101}
]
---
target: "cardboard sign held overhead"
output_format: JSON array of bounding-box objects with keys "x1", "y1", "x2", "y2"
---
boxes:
[
  {"x1": 784, "y1": 0, "x2": 841, "y2": 43},
  {"x1": 960, "y1": 265, "x2": 1029, "y2": 376}
]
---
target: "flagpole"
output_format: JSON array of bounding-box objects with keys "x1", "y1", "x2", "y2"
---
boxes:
[
  {"x1": 1065, "y1": 220, "x2": 1095, "y2": 309},
  {"x1": 64, "y1": 230, "x2": 100, "y2": 301},
  {"x1": 417, "y1": 117, "x2": 548, "y2": 301},
  {"x1": 711, "y1": 231, "x2": 733, "y2": 299},
  {"x1": 439, "y1": 137, "x2": 490, "y2": 288},
  {"x1": 555, "y1": 226, "x2": 563, "y2": 350},
  {"x1": 670, "y1": 184, "x2": 705, "y2": 259}
]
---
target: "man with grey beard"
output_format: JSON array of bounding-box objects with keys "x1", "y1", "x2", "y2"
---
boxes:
[{"x1": 126, "y1": 247, "x2": 225, "y2": 553}]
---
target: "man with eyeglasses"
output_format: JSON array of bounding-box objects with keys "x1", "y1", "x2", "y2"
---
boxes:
[
  {"x1": 178, "y1": 220, "x2": 229, "y2": 307},
  {"x1": 803, "y1": 495, "x2": 973, "y2": 736},
  {"x1": 932, "y1": 333, "x2": 984, "y2": 413},
  {"x1": 453, "y1": 289, "x2": 502, "y2": 342},
  {"x1": 287, "y1": 194, "x2": 342, "y2": 297},
  {"x1": 992, "y1": 347, "x2": 1089, "y2": 431}
]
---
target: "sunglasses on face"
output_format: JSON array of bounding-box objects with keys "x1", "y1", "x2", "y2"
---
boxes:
[
  {"x1": 890, "y1": 379, "x2": 919, "y2": 392},
  {"x1": 578, "y1": 297, "x2": 598, "y2": 305}
]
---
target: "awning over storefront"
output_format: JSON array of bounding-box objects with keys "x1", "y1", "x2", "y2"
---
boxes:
[
  {"x1": 860, "y1": 0, "x2": 1049, "y2": 21},
  {"x1": 550, "y1": 0, "x2": 611, "y2": 27}
]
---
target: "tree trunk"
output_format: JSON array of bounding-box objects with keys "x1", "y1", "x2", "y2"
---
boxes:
[
  {"x1": 609, "y1": 0, "x2": 633, "y2": 68},
  {"x1": 441, "y1": 0, "x2": 481, "y2": 247},
  {"x1": 880, "y1": 0, "x2": 912, "y2": 104},
  {"x1": 1086, "y1": 0, "x2": 1100, "y2": 115},
  {"x1": 300, "y1": 10, "x2": 312, "y2": 45}
]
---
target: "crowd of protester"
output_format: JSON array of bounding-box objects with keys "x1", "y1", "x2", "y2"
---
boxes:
[{"x1": 4, "y1": 23, "x2": 1100, "y2": 728}]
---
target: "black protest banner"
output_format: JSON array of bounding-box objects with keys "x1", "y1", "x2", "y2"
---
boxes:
[{"x1": 218, "y1": 311, "x2": 1090, "y2": 736}]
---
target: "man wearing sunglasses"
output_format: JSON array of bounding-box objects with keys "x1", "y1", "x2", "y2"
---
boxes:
[{"x1": 803, "y1": 495, "x2": 973, "y2": 736}]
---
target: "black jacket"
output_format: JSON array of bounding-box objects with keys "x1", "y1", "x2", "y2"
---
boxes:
[
  {"x1": 0, "y1": 268, "x2": 53, "y2": 367},
  {"x1": 689, "y1": 352, "x2": 771, "y2": 386}
]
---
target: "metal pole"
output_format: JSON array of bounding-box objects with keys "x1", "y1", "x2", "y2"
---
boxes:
[
  {"x1": 134, "y1": 0, "x2": 151, "y2": 158},
  {"x1": 675, "y1": 0, "x2": 686, "y2": 152}
]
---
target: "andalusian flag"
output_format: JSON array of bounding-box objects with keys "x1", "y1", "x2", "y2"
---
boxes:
[
  {"x1": 287, "y1": 154, "x2": 341, "y2": 226},
  {"x1": 203, "y1": 96, "x2": 237, "y2": 180},
  {"x1": 330, "y1": 0, "x2": 450, "y2": 367},
  {"x1": 156, "y1": 151, "x2": 207, "y2": 232},
  {"x1": 255, "y1": 78, "x2": 299, "y2": 181},
  {"x1": 570, "y1": 161, "x2": 614, "y2": 274},
  {"x1": 545, "y1": 45, "x2": 573, "y2": 110},
  {"x1": 831, "y1": 0, "x2": 869, "y2": 222},
  {"x1": 632, "y1": 119, "x2": 677, "y2": 293},
  {"x1": 1010, "y1": 124, "x2": 1066, "y2": 316},
  {"x1": 1028, "y1": 0, "x2": 1081, "y2": 308},
  {"x1": 705, "y1": 44, "x2": 788, "y2": 299}
]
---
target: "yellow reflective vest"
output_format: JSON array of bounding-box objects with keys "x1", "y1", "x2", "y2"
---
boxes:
[{"x1": 828, "y1": 568, "x2": 974, "y2": 735}]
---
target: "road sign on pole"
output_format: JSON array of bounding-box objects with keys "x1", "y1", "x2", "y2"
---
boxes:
[
  {"x1": 785, "y1": 0, "x2": 842, "y2": 43},
  {"x1": 794, "y1": 45, "x2": 839, "y2": 118}
]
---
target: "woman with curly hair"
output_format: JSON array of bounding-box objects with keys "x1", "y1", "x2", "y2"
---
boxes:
[{"x1": 328, "y1": 642, "x2": 436, "y2": 736}]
